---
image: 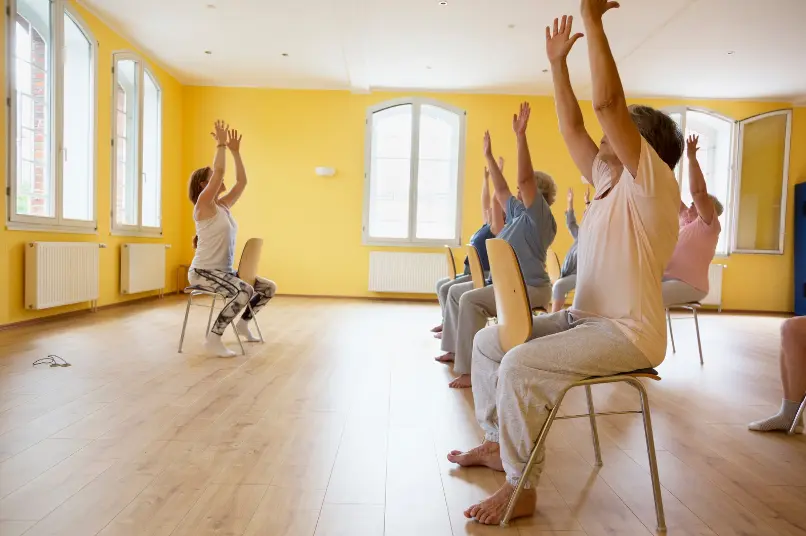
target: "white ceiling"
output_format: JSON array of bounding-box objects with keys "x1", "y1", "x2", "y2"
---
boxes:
[{"x1": 78, "y1": 0, "x2": 806, "y2": 102}]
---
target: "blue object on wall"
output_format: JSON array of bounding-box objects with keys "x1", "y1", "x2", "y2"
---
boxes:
[{"x1": 796, "y1": 182, "x2": 806, "y2": 315}]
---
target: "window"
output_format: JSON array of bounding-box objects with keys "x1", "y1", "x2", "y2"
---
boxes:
[
  {"x1": 7, "y1": 0, "x2": 96, "y2": 231},
  {"x1": 664, "y1": 107, "x2": 792, "y2": 256},
  {"x1": 111, "y1": 53, "x2": 162, "y2": 235},
  {"x1": 363, "y1": 98, "x2": 465, "y2": 246}
]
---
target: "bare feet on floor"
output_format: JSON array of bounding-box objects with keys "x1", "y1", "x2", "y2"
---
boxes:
[
  {"x1": 431, "y1": 324, "x2": 443, "y2": 333},
  {"x1": 449, "y1": 373, "x2": 471, "y2": 389},
  {"x1": 435, "y1": 352, "x2": 454, "y2": 363},
  {"x1": 447, "y1": 440, "x2": 504, "y2": 472},
  {"x1": 464, "y1": 482, "x2": 536, "y2": 525}
]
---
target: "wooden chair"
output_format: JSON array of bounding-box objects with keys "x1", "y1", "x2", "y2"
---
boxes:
[
  {"x1": 546, "y1": 248, "x2": 562, "y2": 284},
  {"x1": 486, "y1": 238, "x2": 666, "y2": 531},
  {"x1": 178, "y1": 238, "x2": 265, "y2": 354},
  {"x1": 444, "y1": 245, "x2": 458, "y2": 281},
  {"x1": 466, "y1": 244, "x2": 486, "y2": 290},
  {"x1": 666, "y1": 303, "x2": 704, "y2": 365}
]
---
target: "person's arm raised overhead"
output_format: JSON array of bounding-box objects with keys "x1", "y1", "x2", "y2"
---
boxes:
[
  {"x1": 219, "y1": 128, "x2": 247, "y2": 208},
  {"x1": 566, "y1": 188, "x2": 580, "y2": 239},
  {"x1": 490, "y1": 157, "x2": 506, "y2": 235},
  {"x1": 547, "y1": 15, "x2": 599, "y2": 184},
  {"x1": 686, "y1": 134, "x2": 716, "y2": 224},
  {"x1": 481, "y1": 166, "x2": 492, "y2": 225},
  {"x1": 483, "y1": 131, "x2": 514, "y2": 210},
  {"x1": 196, "y1": 120, "x2": 229, "y2": 219},
  {"x1": 513, "y1": 102, "x2": 539, "y2": 208},
  {"x1": 581, "y1": 0, "x2": 641, "y2": 177}
]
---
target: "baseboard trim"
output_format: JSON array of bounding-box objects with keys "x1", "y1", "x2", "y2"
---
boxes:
[{"x1": 277, "y1": 293, "x2": 438, "y2": 304}]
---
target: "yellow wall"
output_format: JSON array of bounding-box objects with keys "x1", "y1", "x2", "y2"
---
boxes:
[
  {"x1": 183, "y1": 87, "x2": 805, "y2": 313},
  {"x1": 0, "y1": 1, "x2": 186, "y2": 326}
]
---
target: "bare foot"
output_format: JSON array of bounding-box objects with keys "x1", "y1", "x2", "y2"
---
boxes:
[
  {"x1": 449, "y1": 374, "x2": 471, "y2": 389},
  {"x1": 464, "y1": 482, "x2": 536, "y2": 525},
  {"x1": 447, "y1": 441, "x2": 504, "y2": 471},
  {"x1": 435, "y1": 352, "x2": 454, "y2": 364},
  {"x1": 434, "y1": 332, "x2": 443, "y2": 340},
  {"x1": 431, "y1": 324, "x2": 443, "y2": 333}
]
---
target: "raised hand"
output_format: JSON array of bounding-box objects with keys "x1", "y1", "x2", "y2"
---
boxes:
[
  {"x1": 498, "y1": 156, "x2": 505, "y2": 172},
  {"x1": 210, "y1": 120, "x2": 229, "y2": 146},
  {"x1": 584, "y1": 186, "x2": 591, "y2": 204},
  {"x1": 546, "y1": 15, "x2": 584, "y2": 65},
  {"x1": 686, "y1": 134, "x2": 699, "y2": 156},
  {"x1": 581, "y1": 0, "x2": 620, "y2": 21},
  {"x1": 567, "y1": 187, "x2": 574, "y2": 204},
  {"x1": 227, "y1": 128, "x2": 242, "y2": 153},
  {"x1": 483, "y1": 130, "x2": 493, "y2": 158},
  {"x1": 512, "y1": 102, "x2": 531, "y2": 136},
  {"x1": 484, "y1": 166, "x2": 490, "y2": 180}
]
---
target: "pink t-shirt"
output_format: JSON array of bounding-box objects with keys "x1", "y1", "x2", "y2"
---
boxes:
[
  {"x1": 571, "y1": 139, "x2": 681, "y2": 367},
  {"x1": 664, "y1": 210, "x2": 721, "y2": 293}
]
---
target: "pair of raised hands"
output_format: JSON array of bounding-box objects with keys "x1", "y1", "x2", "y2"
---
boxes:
[
  {"x1": 567, "y1": 187, "x2": 592, "y2": 205},
  {"x1": 546, "y1": 0, "x2": 620, "y2": 64},
  {"x1": 211, "y1": 119, "x2": 243, "y2": 153},
  {"x1": 483, "y1": 101, "x2": 532, "y2": 158}
]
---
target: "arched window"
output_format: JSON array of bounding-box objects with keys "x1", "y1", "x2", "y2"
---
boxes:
[
  {"x1": 8, "y1": 0, "x2": 97, "y2": 231},
  {"x1": 363, "y1": 98, "x2": 466, "y2": 245},
  {"x1": 111, "y1": 53, "x2": 162, "y2": 235}
]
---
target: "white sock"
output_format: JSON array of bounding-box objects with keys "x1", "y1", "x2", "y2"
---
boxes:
[
  {"x1": 236, "y1": 318, "x2": 260, "y2": 342},
  {"x1": 204, "y1": 332, "x2": 236, "y2": 358},
  {"x1": 748, "y1": 399, "x2": 803, "y2": 432}
]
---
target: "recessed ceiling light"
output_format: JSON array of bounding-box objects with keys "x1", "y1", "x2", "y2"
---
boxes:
[
  {"x1": 206, "y1": 3, "x2": 215, "y2": 8},
  {"x1": 282, "y1": 53, "x2": 289, "y2": 57},
  {"x1": 727, "y1": 51, "x2": 735, "y2": 55},
  {"x1": 426, "y1": 66, "x2": 432, "y2": 70},
  {"x1": 541, "y1": 69, "x2": 548, "y2": 73},
  {"x1": 204, "y1": 50, "x2": 212, "y2": 55},
  {"x1": 508, "y1": 24, "x2": 515, "y2": 29},
  {"x1": 438, "y1": 1, "x2": 448, "y2": 5}
]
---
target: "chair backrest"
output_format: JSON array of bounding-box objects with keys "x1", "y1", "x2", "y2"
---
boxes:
[
  {"x1": 236, "y1": 238, "x2": 264, "y2": 286},
  {"x1": 546, "y1": 248, "x2": 562, "y2": 284},
  {"x1": 466, "y1": 244, "x2": 485, "y2": 289},
  {"x1": 487, "y1": 238, "x2": 533, "y2": 353},
  {"x1": 444, "y1": 245, "x2": 457, "y2": 281}
]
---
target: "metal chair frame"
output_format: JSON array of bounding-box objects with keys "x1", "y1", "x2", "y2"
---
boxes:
[
  {"x1": 666, "y1": 302, "x2": 704, "y2": 365},
  {"x1": 177, "y1": 289, "x2": 264, "y2": 354},
  {"x1": 791, "y1": 396, "x2": 806, "y2": 435}
]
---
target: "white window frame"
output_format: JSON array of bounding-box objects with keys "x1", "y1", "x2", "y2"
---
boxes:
[
  {"x1": 5, "y1": 0, "x2": 98, "y2": 233},
  {"x1": 362, "y1": 97, "x2": 466, "y2": 247},
  {"x1": 663, "y1": 106, "x2": 792, "y2": 257},
  {"x1": 110, "y1": 51, "x2": 162, "y2": 237}
]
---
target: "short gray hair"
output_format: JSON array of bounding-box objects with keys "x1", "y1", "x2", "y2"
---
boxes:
[
  {"x1": 711, "y1": 195, "x2": 724, "y2": 217},
  {"x1": 628, "y1": 105, "x2": 684, "y2": 170},
  {"x1": 534, "y1": 171, "x2": 557, "y2": 206}
]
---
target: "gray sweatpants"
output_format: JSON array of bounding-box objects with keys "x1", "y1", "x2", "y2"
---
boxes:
[
  {"x1": 662, "y1": 278, "x2": 707, "y2": 307},
  {"x1": 551, "y1": 274, "x2": 577, "y2": 302},
  {"x1": 442, "y1": 282, "x2": 552, "y2": 375},
  {"x1": 471, "y1": 310, "x2": 652, "y2": 487},
  {"x1": 436, "y1": 275, "x2": 472, "y2": 316}
]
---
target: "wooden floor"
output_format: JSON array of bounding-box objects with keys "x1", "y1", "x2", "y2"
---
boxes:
[{"x1": 0, "y1": 296, "x2": 804, "y2": 536}]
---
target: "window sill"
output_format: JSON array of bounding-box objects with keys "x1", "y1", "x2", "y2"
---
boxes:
[
  {"x1": 111, "y1": 229, "x2": 164, "y2": 238},
  {"x1": 363, "y1": 239, "x2": 462, "y2": 248},
  {"x1": 6, "y1": 221, "x2": 98, "y2": 235}
]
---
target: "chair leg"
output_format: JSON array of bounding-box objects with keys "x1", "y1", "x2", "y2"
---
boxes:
[
  {"x1": 789, "y1": 396, "x2": 806, "y2": 435},
  {"x1": 692, "y1": 308, "x2": 704, "y2": 365},
  {"x1": 248, "y1": 304, "x2": 264, "y2": 343},
  {"x1": 666, "y1": 308, "x2": 676, "y2": 353},
  {"x1": 231, "y1": 321, "x2": 246, "y2": 355},
  {"x1": 631, "y1": 379, "x2": 666, "y2": 532},
  {"x1": 585, "y1": 385, "x2": 603, "y2": 466},
  {"x1": 178, "y1": 294, "x2": 193, "y2": 353},
  {"x1": 501, "y1": 394, "x2": 567, "y2": 526},
  {"x1": 206, "y1": 295, "x2": 217, "y2": 335}
]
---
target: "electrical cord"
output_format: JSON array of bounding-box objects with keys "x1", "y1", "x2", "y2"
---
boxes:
[{"x1": 32, "y1": 355, "x2": 71, "y2": 368}]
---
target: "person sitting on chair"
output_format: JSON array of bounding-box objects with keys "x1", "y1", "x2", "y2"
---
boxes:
[
  {"x1": 433, "y1": 161, "x2": 506, "y2": 338},
  {"x1": 551, "y1": 186, "x2": 590, "y2": 312},
  {"x1": 446, "y1": 5, "x2": 682, "y2": 524},
  {"x1": 187, "y1": 120, "x2": 276, "y2": 357},
  {"x1": 662, "y1": 134, "x2": 723, "y2": 306},
  {"x1": 435, "y1": 103, "x2": 557, "y2": 389},
  {"x1": 748, "y1": 316, "x2": 806, "y2": 433}
]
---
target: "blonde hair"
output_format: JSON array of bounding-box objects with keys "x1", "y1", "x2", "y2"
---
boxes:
[
  {"x1": 534, "y1": 171, "x2": 557, "y2": 206},
  {"x1": 711, "y1": 195, "x2": 724, "y2": 217}
]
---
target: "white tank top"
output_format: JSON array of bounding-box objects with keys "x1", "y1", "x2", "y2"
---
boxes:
[{"x1": 190, "y1": 204, "x2": 238, "y2": 272}]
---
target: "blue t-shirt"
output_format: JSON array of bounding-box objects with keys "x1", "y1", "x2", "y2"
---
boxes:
[
  {"x1": 498, "y1": 196, "x2": 557, "y2": 287},
  {"x1": 463, "y1": 223, "x2": 496, "y2": 275}
]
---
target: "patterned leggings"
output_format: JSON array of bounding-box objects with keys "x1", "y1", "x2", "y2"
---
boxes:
[{"x1": 188, "y1": 268, "x2": 277, "y2": 336}]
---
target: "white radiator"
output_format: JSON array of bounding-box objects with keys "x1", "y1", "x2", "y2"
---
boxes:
[
  {"x1": 369, "y1": 252, "x2": 448, "y2": 293},
  {"x1": 702, "y1": 264, "x2": 726, "y2": 310},
  {"x1": 25, "y1": 242, "x2": 100, "y2": 310},
  {"x1": 121, "y1": 244, "x2": 166, "y2": 295}
]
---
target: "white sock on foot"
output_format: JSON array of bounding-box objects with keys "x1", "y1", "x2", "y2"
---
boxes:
[
  {"x1": 236, "y1": 318, "x2": 260, "y2": 342},
  {"x1": 748, "y1": 399, "x2": 804, "y2": 432},
  {"x1": 204, "y1": 332, "x2": 236, "y2": 357}
]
